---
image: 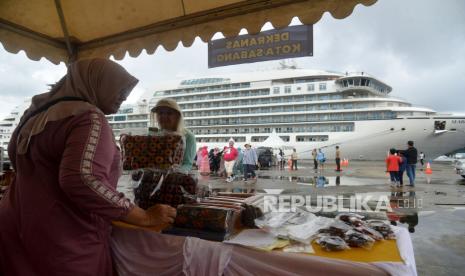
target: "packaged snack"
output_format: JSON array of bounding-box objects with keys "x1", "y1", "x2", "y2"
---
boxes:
[
  {"x1": 367, "y1": 220, "x2": 396, "y2": 239},
  {"x1": 283, "y1": 241, "x2": 315, "y2": 254},
  {"x1": 344, "y1": 230, "x2": 375, "y2": 249},
  {"x1": 316, "y1": 236, "x2": 350, "y2": 251},
  {"x1": 324, "y1": 221, "x2": 353, "y2": 237},
  {"x1": 355, "y1": 225, "x2": 384, "y2": 241},
  {"x1": 254, "y1": 212, "x2": 298, "y2": 230},
  {"x1": 336, "y1": 213, "x2": 365, "y2": 227}
]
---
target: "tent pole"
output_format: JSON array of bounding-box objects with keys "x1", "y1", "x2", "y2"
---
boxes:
[{"x1": 54, "y1": 0, "x2": 76, "y2": 63}]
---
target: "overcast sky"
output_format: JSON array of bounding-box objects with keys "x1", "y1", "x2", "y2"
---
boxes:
[{"x1": 0, "y1": 0, "x2": 464, "y2": 118}]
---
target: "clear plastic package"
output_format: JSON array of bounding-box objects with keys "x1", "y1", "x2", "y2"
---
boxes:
[
  {"x1": 344, "y1": 230, "x2": 375, "y2": 249},
  {"x1": 355, "y1": 225, "x2": 384, "y2": 241},
  {"x1": 336, "y1": 212, "x2": 365, "y2": 227},
  {"x1": 320, "y1": 221, "x2": 353, "y2": 237},
  {"x1": 283, "y1": 241, "x2": 315, "y2": 254},
  {"x1": 316, "y1": 236, "x2": 350, "y2": 252},
  {"x1": 366, "y1": 220, "x2": 396, "y2": 239},
  {"x1": 254, "y1": 212, "x2": 298, "y2": 230}
]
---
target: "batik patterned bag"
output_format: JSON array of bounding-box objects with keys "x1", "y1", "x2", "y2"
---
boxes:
[
  {"x1": 120, "y1": 132, "x2": 184, "y2": 171},
  {"x1": 132, "y1": 169, "x2": 197, "y2": 209}
]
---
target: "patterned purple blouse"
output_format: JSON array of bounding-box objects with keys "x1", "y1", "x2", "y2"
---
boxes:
[{"x1": 0, "y1": 110, "x2": 134, "y2": 275}]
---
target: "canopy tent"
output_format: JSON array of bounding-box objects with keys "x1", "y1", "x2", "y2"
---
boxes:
[
  {"x1": 0, "y1": 0, "x2": 376, "y2": 64},
  {"x1": 259, "y1": 130, "x2": 293, "y2": 149}
]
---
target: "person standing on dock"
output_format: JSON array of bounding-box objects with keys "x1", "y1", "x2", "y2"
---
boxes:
[
  {"x1": 404, "y1": 141, "x2": 418, "y2": 186},
  {"x1": 291, "y1": 148, "x2": 298, "y2": 170},
  {"x1": 223, "y1": 138, "x2": 238, "y2": 182},
  {"x1": 386, "y1": 148, "x2": 402, "y2": 186},
  {"x1": 398, "y1": 150, "x2": 407, "y2": 186},
  {"x1": 419, "y1": 152, "x2": 425, "y2": 170},
  {"x1": 242, "y1": 143, "x2": 258, "y2": 181},
  {"x1": 279, "y1": 149, "x2": 285, "y2": 170},
  {"x1": 312, "y1": 148, "x2": 318, "y2": 171},
  {"x1": 317, "y1": 148, "x2": 326, "y2": 171},
  {"x1": 335, "y1": 146, "x2": 342, "y2": 172}
]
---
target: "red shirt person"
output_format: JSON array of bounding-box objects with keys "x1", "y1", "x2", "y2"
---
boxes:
[
  {"x1": 385, "y1": 148, "x2": 402, "y2": 185},
  {"x1": 0, "y1": 59, "x2": 176, "y2": 275},
  {"x1": 223, "y1": 138, "x2": 238, "y2": 182}
]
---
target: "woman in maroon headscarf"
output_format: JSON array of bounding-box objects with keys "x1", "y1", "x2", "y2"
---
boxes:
[{"x1": 0, "y1": 58, "x2": 176, "y2": 275}]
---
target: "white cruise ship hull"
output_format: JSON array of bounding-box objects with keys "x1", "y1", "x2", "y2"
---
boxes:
[{"x1": 197, "y1": 117, "x2": 465, "y2": 160}]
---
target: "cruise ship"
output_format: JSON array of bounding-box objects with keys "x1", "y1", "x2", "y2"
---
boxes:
[
  {"x1": 1, "y1": 69, "x2": 464, "y2": 161},
  {"x1": 0, "y1": 99, "x2": 30, "y2": 149},
  {"x1": 145, "y1": 69, "x2": 465, "y2": 160}
]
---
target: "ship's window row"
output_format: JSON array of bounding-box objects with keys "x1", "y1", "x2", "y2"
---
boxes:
[
  {"x1": 185, "y1": 111, "x2": 395, "y2": 126},
  {"x1": 196, "y1": 136, "x2": 246, "y2": 143},
  {"x1": 177, "y1": 93, "x2": 375, "y2": 109},
  {"x1": 191, "y1": 123, "x2": 354, "y2": 135},
  {"x1": 182, "y1": 102, "x2": 373, "y2": 117},
  {"x1": 296, "y1": 135, "x2": 329, "y2": 142},
  {"x1": 110, "y1": 122, "x2": 148, "y2": 129},
  {"x1": 174, "y1": 89, "x2": 270, "y2": 102},
  {"x1": 107, "y1": 114, "x2": 149, "y2": 121},
  {"x1": 195, "y1": 135, "x2": 329, "y2": 143},
  {"x1": 154, "y1": 82, "x2": 251, "y2": 97},
  {"x1": 158, "y1": 82, "x2": 334, "y2": 102}
]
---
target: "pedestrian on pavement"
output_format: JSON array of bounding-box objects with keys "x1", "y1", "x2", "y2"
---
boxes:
[
  {"x1": 233, "y1": 147, "x2": 244, "y2": 177},
  {"x1": 242, "y1": 144, "x2": 258, "y2": 181},
  {"x1": 276, "y1": 153, "x2": 283, "y2": 170},
  {"x1": 199, "y1": 146, "x2": 210, "y2": 175},
  {"x1": 335, "y1": 146, "x2": 342, "y2": 172},
  {"x1": 419, "y1": 152, "x2": 425, "y2": 170},
  {"x1": 209, "y1": 148, "x2": 221, "y2": 175},
  {"x1": 317, "y1": 149, "x2": 326, "y2": 170},
  {"x1": 386, "y1": 148, "x2": 402, "y2": 186},
  {"x1": 279, "y1": 149, "x2": 285, "y2": 170},
  {"x1": 223, "y1": 138, "x2": 238, "y2": 182},
  {"x1": 291, "y1": 149, "x2": 298, "y2": 170},
  {"x1": 397, "y1": 150, "x2": 407, "y2": 186},
  {"x1": 312, "y1": 148, "x2": 318, "y2": 170},
  {"x1": 404, "y1": 141, "x2": 418, "y2": 186}
]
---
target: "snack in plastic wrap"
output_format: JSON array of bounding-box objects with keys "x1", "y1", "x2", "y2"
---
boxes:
[
  {"x1": 319, "y1": 221, "x2": 353, "y2": 237},
  {"x1": 254, "y1": 212, "x2": 298, "y2": 230},
  {"x1": 355, "y1": 225, "x2": 384, "y2": 241},
  {"x1": 120, "y1": 132, "x2": 184, "y2": 170},
  {"x1": 344, "y1": 230, "x2": 375, "y2": 249},
  {"x1": 316, "y1": 236, "x2": 350, "y2": 252},
  {"x1": 336, "y1": 212, "x2": 365, "y2": 227},
  {"x1": 367, "y1": 220, "x2": 396, "y2": 239},
  {"x1": 283, "y1": 241, "x2": 315, "y2": 254}
]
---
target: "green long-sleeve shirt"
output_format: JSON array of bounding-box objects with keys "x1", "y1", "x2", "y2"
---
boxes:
[{"x1": 180, "y1": 129, "x2": 196, "y2": 173}]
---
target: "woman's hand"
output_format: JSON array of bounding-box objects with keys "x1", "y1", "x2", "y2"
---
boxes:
[
  {"x1": 122, "y1": 204, "x2": 177, "y2": 229},
  {"x1": 144, "y1": 204, "x2": 177, "y2": 229}
]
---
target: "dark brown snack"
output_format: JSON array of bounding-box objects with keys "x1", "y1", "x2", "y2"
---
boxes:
[
  {"x1": 336, "y1": 213, "x2": 365, "y2": 227},
  {"x1": 316, "y1": 236, "x2": 350, "y2": 251},
  {"x1": 366, "y1": 220, "x2": 396, "y2": 239},
  {"x1": 344, "y1": 230, "x2": 375, "y2": 249}
]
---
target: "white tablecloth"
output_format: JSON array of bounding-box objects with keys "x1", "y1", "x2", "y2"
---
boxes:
[{"x1": 111, "y1": 226, "x2": 417, "y2": 276}]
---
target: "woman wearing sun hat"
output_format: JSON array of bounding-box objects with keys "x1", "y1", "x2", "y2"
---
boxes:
[{"x1": 150, "y1": 98, "x2": 196, "y2": 173}]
